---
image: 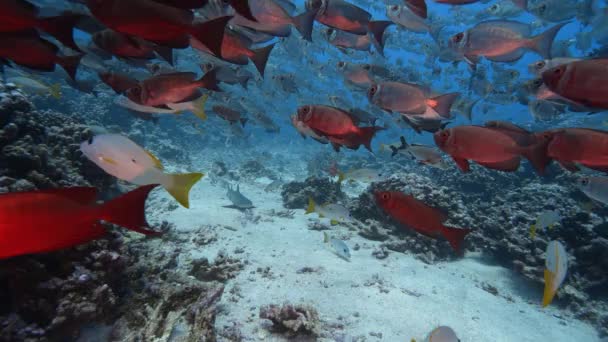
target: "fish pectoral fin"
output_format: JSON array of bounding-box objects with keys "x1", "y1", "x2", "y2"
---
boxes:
[{"x1": 145, "y1": 149, "x2": 164, "y2": 170}]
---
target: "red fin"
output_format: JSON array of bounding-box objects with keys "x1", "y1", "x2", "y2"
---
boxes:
[
  {"x1": 368, "y1": 20, "x2": 393, "y2": 51},
  {"x1": 431, "y1": 92, "x2": 460, "y2": 118},
  {"x1": 358, "y1": 126, "x2": 384, "y2": 152},
  {"x1": 452, "y1": 157, "x2": 470, "y2": 172},
  {"x1": 38, "y1": 13, "x2": 83, "y2": 52},
  {"x1": 190, "y1": 16, "x2": 231, "y2": 58},
  {"x1": 520, "y1": 141, "x2": 552, "y2": 175},
  {"x1": 250, "y1": 43, "x2": 275, "y2": 77},
  {"x1": 441, "y1": 226, "x2": 471, "y2": 254},
  {"x1": 56, "y1": 54, "x2": 82, "y2": 81},
  {"x1": 99, "y1": 185, "x2": 160, "y2": 235}
]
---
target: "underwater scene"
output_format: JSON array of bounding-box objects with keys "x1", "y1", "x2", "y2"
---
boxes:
[{"x1": 1, "y1": 0, "x2": 608, "y2": 341}]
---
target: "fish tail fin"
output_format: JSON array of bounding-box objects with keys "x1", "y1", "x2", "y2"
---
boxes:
[
  {"x1": 441, "y1": 226, "x2": 471, "y2": 254},
  {"x1": 305, "y1": 197, "x2": 315, "y2": 214},
  {"x1": 165, "y1": 172, "x2": 204, "y2": 208},
  {"x1": 100, "y1": 185, "x2": 160, "y2": 235},
  {"x1": 530, "y1": 224, "x2": 536, "y2": 239},
  {"x1": 230, "y1": 0, "x2": 257, "y2": 21},
  {"x1": 198, "y1": 68, "x2": 221, "y2": 92},
  {"x1": 190, "y1": 16, "x2": 231, "y2": 58},
  {"x1": 430, "y1": 92, "x2": 460, "y2": 118},
  {"x1": 292, "y1": 9, "x2": 317, "y2": 41},
  {"x1": 154, "y1": 45, "x2": 174, "y2": 65},
  {"x1": 359, "y1": 126, "x2": 384, "y2": 152},
  {"x1": 528, "y1": 22, "x2": 567, "y2": 59},
  {"x1": 337, "y1": 172, "x2": 346, "y2": 184},
  {"x1": 542, "y1": 269, "x2": 557, "y2": 307},
  {"x1": 49, "y1": 83, "x2": 62, "y2": 99},
  {"x1": 519, "y1": 141, "x2": 551, "y2": 176},
  {"x1": 57, "y1": 54, "x2": 82, "y2": 81},
  {"x1": 191, "y1": 94, "x2": 209, "y2": 121},
  {"x1": 250, "y1": 43, "x2": 275, "y2": 77},
  {"x1": 368, "y1": 20, "x2": 393, "y2": 52},
  {"x1": 399, "y1": 136, "x2": 409, "y2": 149},
  {"x1": 323, "y1": 231, "x2": 330, "y2": 243},
  {"x1": 38, "y1": 13, "x2": 83, "y2": 52},
  {"x1": 390, "y1": 145, "x2": 399, "y2": 157}
]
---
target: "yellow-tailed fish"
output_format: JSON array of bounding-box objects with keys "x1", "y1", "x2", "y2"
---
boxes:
[
  {"x1": 529, "y1": 210, "x2": 561, "y2": 239},
  {"x1": 543, "y1": 240, "x2": 568, "y2": 307},
  {"x1": 305, "y1": 197, "x2": 352, "y2": 225},
  {"x1": 80, "y1": 134, "x2": 203, "y2": 208},
  {"x1": 7, "y1": 76, "x2": 61, "y2": 99},
  {"x1": 337, "y1": 168, "x2": 384, "y2": 184}
]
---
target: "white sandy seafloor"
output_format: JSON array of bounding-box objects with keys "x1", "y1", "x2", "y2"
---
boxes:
[{"x1": 145, "y1": 158, "x2": 601, "y2": 342}]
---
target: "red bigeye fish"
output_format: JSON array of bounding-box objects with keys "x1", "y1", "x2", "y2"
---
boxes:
[
  {"x1": 92, "y1": 29, "x2": 174, "y2": 65},
  {"x1": 191, "y1": 28, "x2": 275, "y2": 77},
  {"x1": 0, "y1": 30, "x2": 82, "y2": 80},
  {"x1": 306, "y1": 0, "x2": 393, "y2": 50},
  {"x1": 296, "y1": 105, "x2": 384, "y2": 152},
  {"x1": 0, "y1": 185, "x2": 159, "y2": 259},
  {"x1": 449, "y1": 20, "x2": 566, "y2": 66},
  {"x1": 85, "y1": 0, "x2": 231, "y2": 56},
  {"x1": 230, "y1": 0, "x2": 317, "y2": 41},
  {"x1": 126, "y1": 69, "x2": 220, "y2": 107},
  {"x1": 541, "y1": 59, "x2": 608, "y2": 110},
  {"x1": 543, "y1": 128, "x2": 608, "y2": 172},
  {"x1": 433, "y1": 125, "x2": 548, "y2": 174},
  {"x1": 0, "y1": 0, "x2": 83, "y2": 51},
  {"x1": 374, "y1": 191, "x2": 471, "y2": 254}
]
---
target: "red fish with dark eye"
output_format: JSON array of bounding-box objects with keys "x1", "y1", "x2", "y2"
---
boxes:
[
  {"x1": 92, "y1": 29, "x2": 174, "y2": 65},
  {"x1": 433, "y1": 125, "x2": 548, "y2": 174},
  {"x1": 191, "y1": 28, "x2": 275, "y2": 77},
  {"x1": 296, "y1": 105, "x2": 384, "y2": 152},
  {"x1": 85, "y1": 0, "x2": 231, "y2": 57},
  {"x1": 126, "y1": 69, "x2": 221, "y2": 107},
  {"x1": 541, "y1": 59, "x2": 608, "y2": 110},
  {"x1": 0, "y1": 30, "x2": 82, "y2": 80},
  {"x1": 0, "y1": 185, "x2": 160, "y2": 259},
  {"x1": 543, "y1": 128, "x2": 608, "y2": 172},
  {"x1": 374, "y1": 191, "x2": 471, "y2": 254},
  {"x1": 0, "y1": 0, "x2": 84, "y2": 51},
  {"x1": 306, "y1": 0, "x2": 393, "y2": 50}
]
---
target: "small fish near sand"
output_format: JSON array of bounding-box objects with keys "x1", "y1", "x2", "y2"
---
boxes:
[
  {"x1": 323, "y1": 232, "x2": 351, "y2": 261},
  {"x1": 224, "y1": 184, "x2": 255, "y2": 210},
  {"x1": 543, "y1": 240, "x2": 568, "y2": 307},
  {"x1": 306, "y1": 197, "x2": 352, "y2": 225}
]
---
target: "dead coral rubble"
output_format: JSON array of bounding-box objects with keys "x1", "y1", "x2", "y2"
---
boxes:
[{"x1": 259, "y1": 303, "x2": 320, "y2": 337}]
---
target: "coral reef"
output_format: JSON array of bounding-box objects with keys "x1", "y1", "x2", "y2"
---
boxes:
[
  {"x1": 259, "y1": 303, "x2": 320, "y2": 337},
  {"x1": 189, "y1": 251, "x2": 244, "y2": 282},
  {"x1": 281, "y1": 176, "x2": 345, "y2": 209}
]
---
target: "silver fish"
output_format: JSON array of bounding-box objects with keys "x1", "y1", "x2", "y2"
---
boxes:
[{"x1": 323, "y1": 232, "x2": 350, "y2": 261}]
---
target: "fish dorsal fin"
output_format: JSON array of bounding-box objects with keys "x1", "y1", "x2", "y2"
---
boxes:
[{"x1": 145, "y1": 149, "x2": 164, "y2": 170}]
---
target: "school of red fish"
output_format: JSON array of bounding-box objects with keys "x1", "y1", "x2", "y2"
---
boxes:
[{"x1": 0, "y1": 1, "x2": 606, "y2": 312}]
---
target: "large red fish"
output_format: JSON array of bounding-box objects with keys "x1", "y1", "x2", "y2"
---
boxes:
[
  {"x1": 375, "y1": 191, "x2": 471, "y2": 254},
  {"x1": 541, "y1": 59, "x2": 608, "y2": 110},
  {"x1": 92, "y1": 29, "x2": 173, "y2": 64},
  {"x1": 126, "y1": 70, "x2": 220, "y2": 107},
  {"x1": 153, "y1": 0, "x2": 258, "y2": 21},
  {"x1": 0, "y1": 185, "x2": 159, "y2": 259},
  {"x1": 191, "y1": 28, "x2": 275, "y2": 77},
  {"x1": 99, "y1": 71, "x2": 140, "y2": 94},
  {"x1": 544, "y1": 128, "x2": 608, "y2": 172},
  {"x1": 0, "y1": 30, "x2": 81, "y2": 80},
  {"x1": 0, "y1": 0, "x2": 83, "y2": 51},
  {"x1": 434, "y1": 125, "x2": 548, "y2": 174},
  {"x1": 296, "y1": 105, "x2": 383, "y2": 152},
  {"x1": 85, "y1": 0, "x2": 230, "y2": 56}
]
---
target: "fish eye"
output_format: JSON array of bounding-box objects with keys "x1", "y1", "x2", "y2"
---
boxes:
[
  {"x1": 337, "y1": 61, "x2": 345, "y2": 68},
  {"x1": 536, "y1": 61, "x2": 546, "y2": 69},
  {"x1": 205, "y1": 62, "x2": 213, "y2": 70},
  {"x1": 452, "y1": 33, "x2": 464, "y2": 43},
  {"x1": 369, "y1": 85, "x2": 378, "y2": 96},
  {"x1": 581, "y1": 178, "x2": 589, "y2": 186},
  {"x1": 441, "y1": 131, "x2": 449, "y2": 138},
  {"x1": 381, "y1": 193, "x2": 390, "y2": 200},
  {"x1": 390, "y1": 4, "x2": 399, "y2": 11},
  {"x1": 131, "y1": 158, "x2": 136, "y2": 163},
  {"x1": 490, "y1": 4, "x2": 498, "y2": 10},
  {"x1": 553, "y1": 67, "x2": 565, "y2": 76}
]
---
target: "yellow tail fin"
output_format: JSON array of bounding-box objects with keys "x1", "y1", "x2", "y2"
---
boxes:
[
  {"x1": 49, "y1": 83, "x2": 62, "y2": 99},
  {"x1": 305, "y1": 197, "x2": 315, "y2": 214},
  {"x1": 165, "y1": 172, "x2": 204, "y2": 208},
  {"x1": 337, "y1": 172, "x2": 345, "y2": 184},
  {"x1": 542, "y1": 269, "x2": 556, "y2": 307},
  {"x1": 330, "y1": 219, "x2": 339, "y2": 226},
  {"x1": 529, "y1": 224, "x2": 536, "y2": 239},
  {"x1": 192, "y1": 94, "x2": 209, "y2": 121}
]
